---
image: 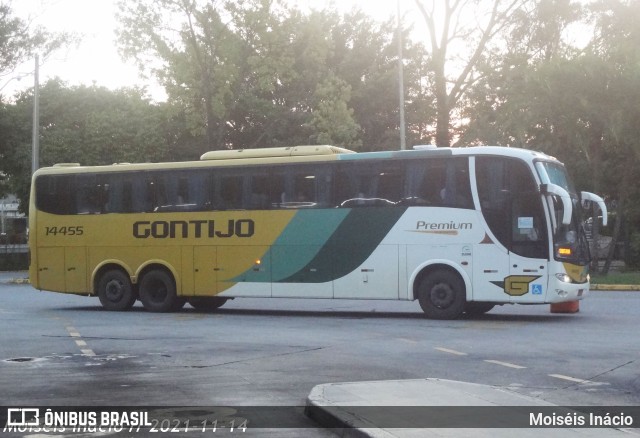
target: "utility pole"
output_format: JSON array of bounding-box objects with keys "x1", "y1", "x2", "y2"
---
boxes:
[
  {"x1": 397, "y1": 0, "x2": 406, "y2": 150},
  {"x1": 32, "y1": 54, "x2": 40, "y2": 175}
]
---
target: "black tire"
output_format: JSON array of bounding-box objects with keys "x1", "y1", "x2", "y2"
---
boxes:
[
  {"x1": 464, "y1": 301, "x2": 495, "y2": 316},
  {"x1": 97, "y1": 269, "x2": 136, "y2": 311},
  {"x1": 417, "y1": 269, "x2": 466, "y2": 319},
  {"x1": 139, "y1": 269, "x2": 180, "y2": 313},
  {"x1": 188, "y1": 297, "x2": 228, "y2": 312}
]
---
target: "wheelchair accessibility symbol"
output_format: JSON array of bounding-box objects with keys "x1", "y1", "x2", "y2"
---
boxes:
[{"x1": 531, "y1": 284, "x2": 543, "y2": 295}]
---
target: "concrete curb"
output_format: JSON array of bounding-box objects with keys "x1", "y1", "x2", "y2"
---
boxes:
[
  {"x1": 305, "y1": 379, "x2": 622, "y2": 437},
  {"x1": 590, "y1": 284, "x2": 639, "y2": 291}
]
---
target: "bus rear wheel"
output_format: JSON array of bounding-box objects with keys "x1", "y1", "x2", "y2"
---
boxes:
[
  {"x1": 188, "y1": 297, "x2": 228, "y2": 311},
  {"x1": 417, "y1": 270, "x2": 465, "y2": 320},
  {"x1": 97, "y1": 269, "x2": 136, "y2": 311},
  {"x1": 139, "y1": 270, "x2": 180, "y2": 313}
]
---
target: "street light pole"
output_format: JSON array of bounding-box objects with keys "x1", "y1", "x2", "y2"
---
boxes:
[
  {"x1": 32, "y1": 54, "x2": 40, "y2": 175},
  {"x1": 397, "y1": 0, "x2": 406, "y2": 150}
]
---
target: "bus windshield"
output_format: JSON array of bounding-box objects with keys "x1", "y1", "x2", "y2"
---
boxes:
[
  {"x1": 539, "y1": 162, "x2": 576, "y2": 195},
  {"x1": 536, "y1": 161, "x2": 589, "y2": 265}
]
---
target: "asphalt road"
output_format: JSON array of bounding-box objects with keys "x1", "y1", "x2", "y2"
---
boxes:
[{"x1": 1, "y1": 278, "x2": 639, "y2": 436}]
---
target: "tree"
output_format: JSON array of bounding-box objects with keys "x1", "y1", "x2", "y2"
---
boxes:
[
  {"x1": 117, "y1": 0, "x2": 432, "y2": 152},
  {"x1": 0, "y1": 1, "x2": 73, "y2": 93},
  {"x1": 3, "y1": 80, "x2": 177, "y2": 210},
  {"x1": 306, "y1": 74, "x2": 361, "y2": 148},
  {"x1": 459, "y1": 0, "x2": 640, "y2": 271},
  {"x1": 117, "y1": 0, "x2": 241, "y2": 152},
  {"x1": 413, "y1": 0, "x2": 527, "y2": 147},
  {"x1": 0, "y1": 0, "x2": 73, "y2": 197}
]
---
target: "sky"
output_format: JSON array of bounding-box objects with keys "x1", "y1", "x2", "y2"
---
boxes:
[{"x1": 5, "y1": 0, "x2": 404, "y2": 101}]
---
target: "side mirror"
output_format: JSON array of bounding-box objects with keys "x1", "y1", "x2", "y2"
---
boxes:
[
  {"x1": 581, "y1": 192, "x2": 608, "y2": 226},
  {"x1": 540, "y1": 184, "x2": 572, "y2": 225}
]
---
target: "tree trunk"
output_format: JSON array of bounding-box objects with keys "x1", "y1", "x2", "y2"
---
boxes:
[
  {"x1": 435, "y1": 98, "x2": 450, "y2": 147},
  {"x1": 601, "y1": 199, "x2": 623, "y2": 275},
  {"x1": 433, "y1": 57, "x2": 450, "y2": 147}
]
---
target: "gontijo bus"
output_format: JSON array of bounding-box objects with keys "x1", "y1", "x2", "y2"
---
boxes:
[{"x1": 28, "y1": 145, "x2": 607, "y2": 319}]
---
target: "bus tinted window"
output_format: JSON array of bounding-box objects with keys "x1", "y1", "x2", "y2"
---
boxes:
[
  {"x1": 405, "y1": 157, "x2": 472, "y2": 209},
  {"x1": 247, "y1": 172, "x2": 270, "y2": 210},
  {"x1": 153, "y1": 170, "x2": 208, "y2": 212},
  {"x1": 36, "y1": 175, "x2": 74, "y2": 215},
  {"x1": 35, "y1": 155, "x2": 474, "y2": 215},
  {"x1": 75, "y1": 174, "x2": 108, "y2": 214},
  {"x1": 271, "y1": 164, "x2": 332, "y2": 209},
  {"x1": 335, "y1": 161, "x2": 403, "y2": 207},
  {"x1": 217, "y1": 173, "x2": 244, "y2": 210}
]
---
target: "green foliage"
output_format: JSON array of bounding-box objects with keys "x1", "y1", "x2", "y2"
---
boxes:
[
  {"x1": 3, "y1": 79, "x2": 180, "y2": 211},
  {"x1": 0, "y1": 1, "x2": 75, "y2": 91},
  {"x1": 116, "y1": 0, "x2": 430, "y2": 152},
  {"x1": 307, "y1": 74, "x2": 361, "y2": 149}
]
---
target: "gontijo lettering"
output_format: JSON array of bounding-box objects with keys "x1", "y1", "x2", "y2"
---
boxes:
[{"x1": 133, "y1": 219, "x2": 255, "y2": 239}]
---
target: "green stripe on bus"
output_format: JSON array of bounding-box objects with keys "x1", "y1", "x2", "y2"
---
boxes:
[
  {"x1": 270, "y1": 209, "x2": 349, "y2": 281},
  {"x1": 278, "y1": 207, "x2": 407, "y2": 283}
]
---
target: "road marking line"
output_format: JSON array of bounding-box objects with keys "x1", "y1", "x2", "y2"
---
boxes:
[
  {"x1": 434, "y1": 347, "x2": 467, "y2": 356},
  {"x1": 64, "y1": 325, "x2": 96, "y2": 357},
  {"x1": 66, "y1": 326, "x2": 81, "y2": 337},
  {"x1": 548, "y1": 374, "x2": 592, "y2": 384},
  {"x1": 484, "y1": 359, "x2": 527, "y2": 369}
]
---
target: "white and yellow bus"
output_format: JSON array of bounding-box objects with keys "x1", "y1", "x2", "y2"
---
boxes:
[{"x1": 28, "y1": 145, "x2": 607, "y2": 319}]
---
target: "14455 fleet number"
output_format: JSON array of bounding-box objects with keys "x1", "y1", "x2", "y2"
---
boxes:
[{"x1": 44, "y1": 226, "x2": 84, "y2": 236}]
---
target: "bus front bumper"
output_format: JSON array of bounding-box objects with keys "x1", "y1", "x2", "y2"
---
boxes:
[{"x1": 547, "y1": 276, "x2": 589, "y2": 303}]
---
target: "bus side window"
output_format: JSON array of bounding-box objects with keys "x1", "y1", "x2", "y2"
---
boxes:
[
  {"x1": 334, "y1": 164, "x2": 360, "y2": 207},
  {"x1": 120, "y1": 174, "x2": 151, "y2": 213},
  {"x1": 447, "y1": 158, "x2": 473, "y2": 209},
  {"x1": 335, "y1": 162, "x2": 402, "y2": 207},
  {"x1": 376, "y1": 163, "x2": 403, "y2": 204},
  {"x1": 405, "y1": 160, "x2": 447, "y2": 206},
  {"x1": 76, "y1": 174, "x2": 108, "y2": 214},
  {"x1": 272, "y1": 165, "x2": 329, "y2": 209},
  {"x1": 247, "y1": 173, "x2": 270, "y2": 210},
  {"x1": 219, "y1": 175, "x2": 243, "y2": 210},
  {"x1": 35, "y1": 175, "x2": 74, "y2": 215},
  {"x1": 158, "y1": 171, "x2": 207, "y2": 212}
]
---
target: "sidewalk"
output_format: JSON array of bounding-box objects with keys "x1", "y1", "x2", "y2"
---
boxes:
[
  {"x1": 305, "y1": 378, "x2": 638, "y2": 437},
  {"x1": 0, "y1": 271, "x2": 29, "y2": 284},
  {"x1": 590, "y1": 284, "x2": 639, "y2": 291}
]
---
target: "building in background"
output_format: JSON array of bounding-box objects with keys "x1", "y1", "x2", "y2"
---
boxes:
[{"x1": 1, "y1": 195, "x2": 27, "y2": 245}]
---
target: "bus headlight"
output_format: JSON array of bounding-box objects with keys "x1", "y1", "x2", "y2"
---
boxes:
[{"x1": 555, "y1": 273, "x2": 572, "y2": 283}]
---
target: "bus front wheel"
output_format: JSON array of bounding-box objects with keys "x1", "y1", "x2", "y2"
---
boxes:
[
  {"x1": 97, "y1": 269, "x2": 136, "y2": 311},
  {"x1": 139, "y1": 270, "x2": 181, "y2": 313},
  {"x1": 417, "y1": 270, "x2": 466, "y2": 320}
]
